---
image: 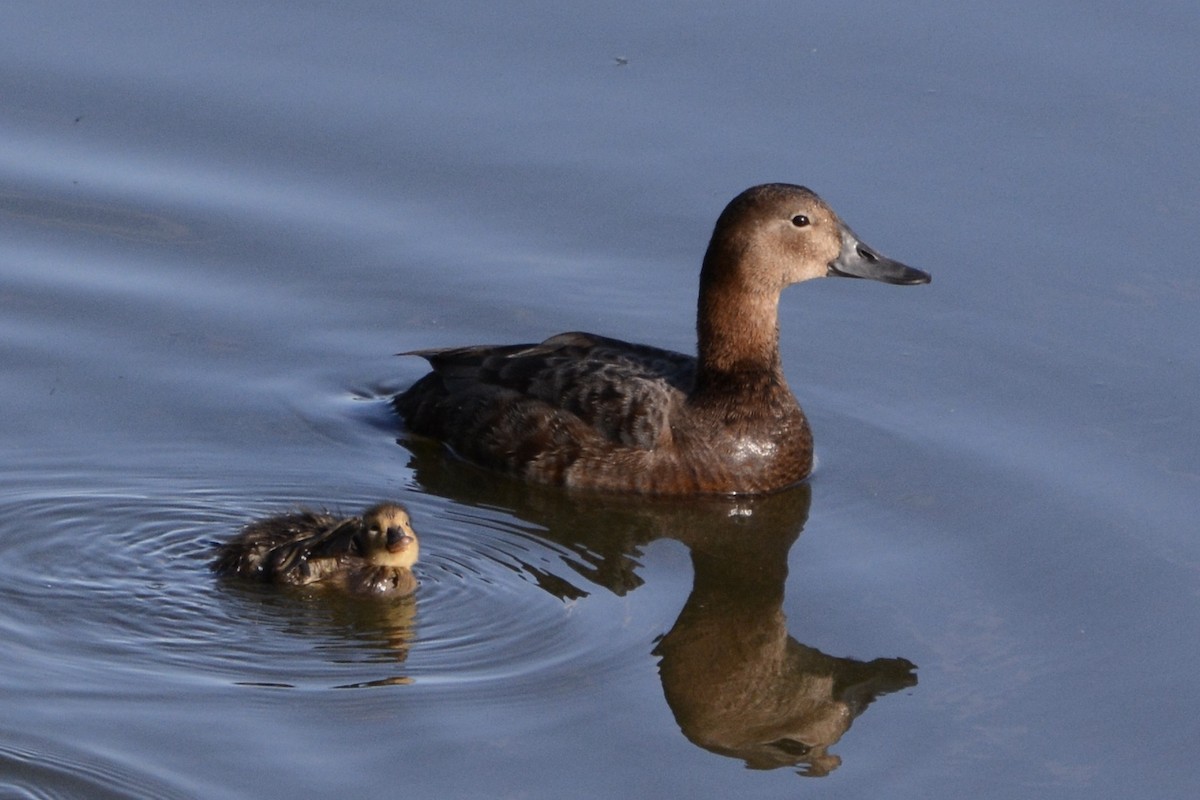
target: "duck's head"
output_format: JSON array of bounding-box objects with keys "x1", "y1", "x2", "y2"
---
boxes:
[
  {"x1": 357, "y1": 503, "x2": 420, "y2": 568},
  {"x1": 703, "y1": 183, "x2": 931, "y2": 290}
]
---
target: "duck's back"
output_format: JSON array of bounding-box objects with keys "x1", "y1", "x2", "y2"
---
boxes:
[
  {"x1": 400, "y1": 330, "x2": 691, "y2": 438},
  {"x1": 394, "y1": 331, "x2": 810, "y2": 494}
]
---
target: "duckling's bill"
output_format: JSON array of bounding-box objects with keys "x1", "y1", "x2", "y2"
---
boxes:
[{"x1": 387, "y1": 527, "x2": 416, "y2": 552}]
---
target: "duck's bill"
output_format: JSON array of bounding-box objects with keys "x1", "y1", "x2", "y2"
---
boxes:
[
  {"x1": 387, "y1": 529, "x2": 415, "y2": 552},
  {"x1": 828, "y1": 224, "x2": 931, "y2": 285}
]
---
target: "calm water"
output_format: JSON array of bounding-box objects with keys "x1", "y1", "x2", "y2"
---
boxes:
[{"x1": 2, "y1": 1, "x2": 1198, "y2": 798}]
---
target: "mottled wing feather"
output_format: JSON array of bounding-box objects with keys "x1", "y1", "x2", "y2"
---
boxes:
[
  {"x1": 398, "y1": 331, "x2": 695, "y2": 451},
  {"x1": 267, "y1": 517, "x2": 364, "y2": 584},
  {"x1": 212, "y1": 510, "x2": 332, "y2": 577},
  {"x1": 212, "y1": 511, "x2": 359, "y2": 584},
  {"x1": 292, "y1": 517, "x2": 362, "y2": 559}
]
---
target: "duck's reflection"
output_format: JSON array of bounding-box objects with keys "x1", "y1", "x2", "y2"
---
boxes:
[
  {"x1": 405, "y1": 441, "x2": 917, "y2": 776},
  {"x1": 653, "y1": 488, "x2": 915, "y2": 776}
]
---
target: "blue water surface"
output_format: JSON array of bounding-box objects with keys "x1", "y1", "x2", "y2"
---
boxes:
[{"x1": 1, "y1": 1, "x2": 1197, "y2": 798}]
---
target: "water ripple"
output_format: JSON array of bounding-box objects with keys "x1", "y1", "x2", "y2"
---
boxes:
[
  {"x1": 0, "y1": 735, "x2": 194, "y2": 800},
  {"x1": 0, "y1": 476, "x2": 629, "y2": 699}
]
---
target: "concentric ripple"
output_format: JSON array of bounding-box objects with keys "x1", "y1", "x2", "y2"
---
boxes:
[
  {"x1": 0, "y1": 735, "x2": 194, "y2": 800},
  {"x1": 0, "y1": 473, "x2": 641, "y2": 700}
]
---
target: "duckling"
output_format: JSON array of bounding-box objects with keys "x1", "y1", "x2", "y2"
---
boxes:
[
  {"x1": 212, "y1": 502, "x2": 419, "y2": 597},
  {"x1": 395, "y1": 183, "x2": 931, "y2": 495}
]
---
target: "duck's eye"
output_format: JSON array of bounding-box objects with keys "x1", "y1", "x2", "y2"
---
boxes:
[
  {"x1": 768, "y1": 737, "x2": 812, "y2": 757},
  {"x1": 791, "y1": 214, "x2": 810, "y2": 227}
]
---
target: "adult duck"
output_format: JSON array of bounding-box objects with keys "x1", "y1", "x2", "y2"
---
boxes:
[
  {"x1": 395, "y1": 183, "x2": 929, "y2": 495},
  {"x1": 212, "y1": 502, "x2": 420, "y2": 596}
]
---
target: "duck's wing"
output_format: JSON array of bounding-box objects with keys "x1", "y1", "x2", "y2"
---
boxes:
[
  {"x1": 397, "y1": 331, "x2": 696, "y2": 450},
  {"x1": 291, "y1": 517, "x2": 363, "y2": 560},
  {"x1": 406, "y1": 332, "x2": 693, "y2": 387},
  {"x1": 212, "y1": 510, "x2": 337, "y2": 578},
  {"x1": 268, "y1": 516, "x2": 362, "y2": 580},
  {"x1": 281, "y1": 554, "x2": 353, "y2": 586}
]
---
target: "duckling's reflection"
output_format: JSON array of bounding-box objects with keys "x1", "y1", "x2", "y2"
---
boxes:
[
  {"x1": 315, "y1": 591, "x2": 419, "y2": 670},
  {"x1": 217, "y1": 577, "x2": 419, "y2": 670},
  {"x1": 404, "y1": 439, "x2": 917, "y2": 776}
]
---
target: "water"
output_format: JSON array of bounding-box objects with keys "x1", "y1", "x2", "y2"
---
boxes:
[{"x1": 2, "y1": 1, "x2": 1198, "y2": 797}]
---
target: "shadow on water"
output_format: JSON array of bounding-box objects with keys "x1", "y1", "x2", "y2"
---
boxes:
[{"x1": 400, "y1": 434, "x2": 918, "y2": 777}]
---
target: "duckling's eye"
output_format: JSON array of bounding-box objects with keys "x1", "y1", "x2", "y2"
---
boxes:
[{"x1": 791, "y1": 214, "x2": 810, "y2": 227}]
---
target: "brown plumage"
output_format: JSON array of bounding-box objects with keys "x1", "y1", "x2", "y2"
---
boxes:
[
  {"x1": 212, "y1": 502, "x2": 419, "y2": 597},
  {"x1": 395, "y1": 183, "x2": 930, "y2": 495}
]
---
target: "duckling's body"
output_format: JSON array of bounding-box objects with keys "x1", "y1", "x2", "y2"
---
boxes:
[
  {"x1": 213, "y1": 503, "x2": 419, "y2": 597},
  {"x1": 395, "y1": 183, "x2": 930, "y2": 495}
]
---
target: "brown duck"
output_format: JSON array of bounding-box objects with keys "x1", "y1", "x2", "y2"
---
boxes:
[
  {"x1": 395, "y1": 183, "x2": 930, "y2": 495},
  {"x1": 212, "y1": 502, "x2": 419, "y2": 597}
]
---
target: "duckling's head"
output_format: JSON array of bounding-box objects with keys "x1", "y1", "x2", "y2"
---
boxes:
[
  {"x1": 357, "y1": 502, "x2": 420, "y2": 568},
  {"x1": 703, "y1": 183, "x2": 930, "y2": 291}
]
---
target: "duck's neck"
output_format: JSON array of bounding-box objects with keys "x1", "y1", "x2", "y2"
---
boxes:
[{"x1": 694, "y1": 255, "x2": 785, "y2": 395}]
